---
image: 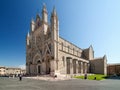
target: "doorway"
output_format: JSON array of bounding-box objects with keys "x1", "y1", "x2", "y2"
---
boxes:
[{"x1": 38, "y1": 65, "x2": 41, "y2": 74}]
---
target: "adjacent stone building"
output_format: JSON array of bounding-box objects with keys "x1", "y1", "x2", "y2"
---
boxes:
[
  {"x1": 6, "y1": 67, "x2": 24, "y2": 76},
  {"x1": 0, "y1": 66, "x2": 26, "y2": 76},
  {"x1": 107, "y1": 63, "x2": 120, "y2": 75},
  {"x1": 0, "y1": 66, "x2": 6, "y2": 76},
  {"x1": 26, "y1": 5, "x2": 107, "y2": 76}
]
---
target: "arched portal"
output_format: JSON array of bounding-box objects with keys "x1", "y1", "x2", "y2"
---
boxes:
[
  {"x1": 37, "y1": 60, "x2": 41, "y2": 74},
  {"x1": 33, "y1": 54, "x2": 46, "y2": 75},
  {"x1": 32, "y1": 53, "x2": 53, "y2": 75}
]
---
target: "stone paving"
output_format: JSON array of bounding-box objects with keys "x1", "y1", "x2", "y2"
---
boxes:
[
  {"x1": 25, "y1": 75, "x2": 71, "y2": 81},
  {"x1": 0, "y1": 77, "x2": 120, "y2": 90}
]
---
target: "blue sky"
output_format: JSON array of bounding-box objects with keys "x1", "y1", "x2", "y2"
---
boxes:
[{"x1": 0, "y1": 0, "x2": 120, "y2": 67}]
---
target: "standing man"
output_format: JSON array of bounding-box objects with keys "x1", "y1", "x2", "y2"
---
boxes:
[
  {"x1": 19, "y1": 74, "x2": 22, "y2": 81},
  {"x1": 84, "y1": 73, "x2": 87, "y2": 79}
]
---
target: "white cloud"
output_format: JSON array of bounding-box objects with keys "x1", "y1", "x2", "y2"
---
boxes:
[{"x1": 18, "y1": 64, "x2": 26, "y2": 69}]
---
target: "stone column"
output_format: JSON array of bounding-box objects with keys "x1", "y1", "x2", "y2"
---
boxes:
[
  {"x1": 78, "y1": 61, "x2": 81, "y2": 73},
  {"x1": 76, "y1": 60, "x2": 78, "y2": 74},
  {"x1": 50, "y1": 60, "x2": 54, "y2": 72},
  {"x1": 87, "y1": 63, "x2": 90, "y2": 73},
  {"x1": 33, "y1": 64, "x2": 37, "y2": 75},
  {"x1": 83, "y1": 62, "x2": 86, "y2": 74},
  {"x1": 64, "y1": 58, "x2": 67, "y2": 74},
  {"x1": 81, "y1": 62, "x2": 83, "y2": 74},
  {"x1": 50, "y1": 60, "x2": 54, "y2": 76},
  {"x1": 26, "y1": 64, "x2": 29, "y2": 75},
  {"x1": 30, "y1": 64, "x2": 34, "y2": 75},
  {"x1": 70, "y1": 59, "x2": 73, "y2": 75},
  {"x1": 66, "y1": 58, "x2": 70, "y2": 74},
  {"x1": 29, "y1": 64, "x2": 32, "y2": 75},
  {"x1": 54, "y1": 60, "x2": 58, "y2": 75},
  {"x1": 84, "y1": 63, "x2": 87, "y2": 73}
]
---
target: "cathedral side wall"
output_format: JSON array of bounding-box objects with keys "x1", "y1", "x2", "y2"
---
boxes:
[
  {"x1": 59, "y1": 37, "x2": 82, "y2": 57},
  {"x1": 58, "y1": 37, "x2": 89, "y2": 74},
  {"x1": 90, "y1": 58, "x2": 106, "y2": 75},
  {"x1": 58, "y1": 50, "x2": 89, "y2": 74}
]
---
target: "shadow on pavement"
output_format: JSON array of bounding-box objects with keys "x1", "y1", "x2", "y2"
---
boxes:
[{"x1": 105, "y1": 75, "x2": 120, "y2": 80}]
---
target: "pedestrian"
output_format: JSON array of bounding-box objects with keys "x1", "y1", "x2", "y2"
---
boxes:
[
  {"x1": 19, "y1": 74, "x2": 22, "y2": 81},
  {"x1": 84, "y1": 73, "x2": 87, "y2": 79},
  {"x1": 53, "y1": 75, "x2": 57, "y2": 79},
  {"x1": 94, "y1": 77, "x2": 96, "y2": 80}
]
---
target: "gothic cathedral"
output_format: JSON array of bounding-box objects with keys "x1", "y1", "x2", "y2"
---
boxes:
[{"x1": 26, "y1": 5, "x2": 107, "y2": 76}]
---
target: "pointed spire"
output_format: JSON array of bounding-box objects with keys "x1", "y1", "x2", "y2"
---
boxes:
[
  {"x1": 42, "y1": 3, "x2": 47, "y2": 12},
  {"x1": 36, "y1": 14, "x2": 41, "y2": 22},
  {"x1": 31, "y1": 18, "x2": 35, "y2": 32},
  {"x1": 52, "y1": 6, "x2": 56, "y2": 16},
  {"x1": 43, "y1": 3, "x2": 46, "y2": 8},
  {"x1": 89, "y1": 45, "x2": 93, "y2": 49},
  {"x1": 27, "y1": 31, "x2": 30, "y2": 45},
  {"x1": 27, "y1": 31, "x2": 29, "y2": 37},
  {"x1": 42, "y1": 3, "x2": 48, "y2": 23},
  {"x1": 103, "y1": 55, "x2": 107, "y2": 60},
  {"x1": 89, "y1": 45, "x2": 94, "y2": 52}
]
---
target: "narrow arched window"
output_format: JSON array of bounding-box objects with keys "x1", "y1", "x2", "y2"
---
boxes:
[{"x1": 68, "y1": 46, "x2": 69, "y2": 53}]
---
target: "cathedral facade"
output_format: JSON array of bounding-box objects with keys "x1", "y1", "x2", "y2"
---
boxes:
[{"x1": 26, "y1": 5, "x2": 107, "y2": 76}]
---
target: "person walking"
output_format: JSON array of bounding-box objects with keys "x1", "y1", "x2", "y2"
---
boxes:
[
  {"x1": 84, "y1": 73, "x2": 87, "y2": 79},
  {"x1": 19, "y1": 74, "x2": 22, "y2": 81}
]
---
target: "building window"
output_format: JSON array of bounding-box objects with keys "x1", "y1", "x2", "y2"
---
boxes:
[{"x1": 68, "y1": 46, "x2": 69, "y2": 53}]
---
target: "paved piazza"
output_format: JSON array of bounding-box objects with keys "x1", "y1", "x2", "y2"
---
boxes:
[{"x1": 0, "y1": 77, "x2": 120, "y2": 90}]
